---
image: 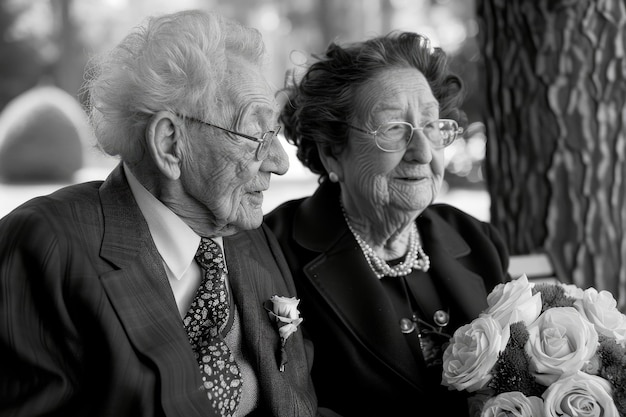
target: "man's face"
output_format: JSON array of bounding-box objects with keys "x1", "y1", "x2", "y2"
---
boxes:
[{"x1": 178, "y1": 59, "x2": 289, "y2": 236}]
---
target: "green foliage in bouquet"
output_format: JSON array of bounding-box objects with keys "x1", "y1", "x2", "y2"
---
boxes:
[
  {"x1": 597, "y1": 335, "x2": 626, "y2": 416},
  {"x1": 488, "y1": 321, "x2": 544, "y2": 397},
  {"x1": 532, "y1": 283, "x2": 575, "y2": 313}
]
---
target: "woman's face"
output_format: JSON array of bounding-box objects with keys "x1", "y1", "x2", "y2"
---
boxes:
[{"x1": 335, "y1": 67, "x2": 445, "y2": 217}]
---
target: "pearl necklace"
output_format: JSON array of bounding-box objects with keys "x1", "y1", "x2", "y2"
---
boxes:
[{"x1": 340, "y1": 203, "x2": 430, "y2": 278}]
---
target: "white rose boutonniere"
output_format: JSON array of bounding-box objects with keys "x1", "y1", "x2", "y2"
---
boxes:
[{"x1": 265, "y1": 295, "x2": 304, "y2": 372}]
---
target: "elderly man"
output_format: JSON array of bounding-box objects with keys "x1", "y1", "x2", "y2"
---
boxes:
[{"x1": 0, "y1": 10, "x2": 329, "y2": 417}]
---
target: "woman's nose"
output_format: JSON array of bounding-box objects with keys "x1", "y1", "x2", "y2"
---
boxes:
[{"x1": 404, "y1": 129, "x2": 433, "y2": 164}]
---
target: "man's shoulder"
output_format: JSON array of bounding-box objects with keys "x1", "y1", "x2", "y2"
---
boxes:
[
  {"x1": 0, "y1": 181, "x2": 105, "y2": 232},
  {"x1": 13, "y1": 181, "x2": 103, "y2": 211},
  {"x1": 0, "y1": 181, "x2": 109, "y2": 262}
]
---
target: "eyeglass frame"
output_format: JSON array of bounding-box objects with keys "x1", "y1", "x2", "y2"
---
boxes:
[
  {"x1": 347, "y1": 119, "x2": 463, "y2": 152},
  {"x1": 177, "y1": 113, "x2": 281, "y2": 161}
]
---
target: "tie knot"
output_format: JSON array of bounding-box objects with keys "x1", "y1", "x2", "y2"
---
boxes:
[{"x1": 195, "y1": 237, "x2": 226, "y2": 273}]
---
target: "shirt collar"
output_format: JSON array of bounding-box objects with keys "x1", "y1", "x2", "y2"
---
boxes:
[{"x1": 125, "y1": 164, "x2": 210, "y2": 280}]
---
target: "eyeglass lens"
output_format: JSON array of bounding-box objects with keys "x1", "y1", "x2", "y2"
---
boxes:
[
  {"x1": 376, "y1": 120, "x2": 459, "y2": 151},
  {"x1": 256, "y1": 130, "x2": 276, "y2": 160}
]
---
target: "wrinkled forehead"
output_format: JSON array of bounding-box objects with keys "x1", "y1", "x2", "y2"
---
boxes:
[
  {"x1": 352, "y1": 67, "x2": 437, "y2": 119},
  {"x1": 225, "y1": 56, "x2": 280, "y2": 118}
]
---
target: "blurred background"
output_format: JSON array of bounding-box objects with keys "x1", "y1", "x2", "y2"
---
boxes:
[{"x1": 0, "y1": 0, "x2": 489, "y2": 220}]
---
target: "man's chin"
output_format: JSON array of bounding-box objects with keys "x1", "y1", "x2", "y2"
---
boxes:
[{"x1": 233, "y1": 206, "x2": 264, "y2": 232}]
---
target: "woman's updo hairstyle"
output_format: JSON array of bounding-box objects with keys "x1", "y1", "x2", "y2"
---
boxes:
[{"x1": 280, "y1": 31, "x2": 466, "y2": 181}]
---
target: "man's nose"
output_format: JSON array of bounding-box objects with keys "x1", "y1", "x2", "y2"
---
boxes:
[{"x1": 262, "y1": 135, "x2": 289, "y2": 175}]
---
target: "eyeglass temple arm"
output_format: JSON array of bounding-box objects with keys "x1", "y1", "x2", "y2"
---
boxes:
[{"x1": 209, "y1": 123, "x2": 264, "y2": 143}]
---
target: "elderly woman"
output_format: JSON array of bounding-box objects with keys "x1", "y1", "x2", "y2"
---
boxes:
[
  {"x1": 265, "y1": 32, "x2": 509, "y2": 416},
  {"x1": 0, "y1": 10, "x2": 338, "y2": 417}
]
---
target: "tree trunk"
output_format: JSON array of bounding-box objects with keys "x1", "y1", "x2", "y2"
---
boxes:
[{"x1": 477, "y1": 0, "x2": 626, "y2": 310}]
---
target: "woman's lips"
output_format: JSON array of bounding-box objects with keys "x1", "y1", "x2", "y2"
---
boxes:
[{"x1": 396, "y1": 175, "x2": 428, "y2": 182}]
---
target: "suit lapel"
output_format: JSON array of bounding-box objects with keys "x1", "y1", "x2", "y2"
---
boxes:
[
  {"x1": 223, "y1": 233, "x2": 267, "y2": 367},
  {"x1": 224, "y1": 230, "x2": 317, "y2": 417},
  {"x1": 98, "y1": 164, "x2": 214, "y2": 416}
]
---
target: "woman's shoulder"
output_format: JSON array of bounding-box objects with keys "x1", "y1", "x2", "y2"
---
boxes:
[
  {"x1": 265, "y1": 196, "x2": 306, "y2": 228},
  {"x1": 266, "y1": 196, "x2": 307, "y2": 218},
  {"x1": 425, "y1": 203, "x2": 487, "y2": 226},
  {"x1": 265, "y1": 180, "x2": 337, "y2": 227},
  {"x1": 424, "y1": 203, "x2": 506, "y2": 251},
  {"x1": 264, "y1": 196, "x2": 311, "y2": 244},
  {"x1": 425, "y1": 203, "x2": 509, "y2": 274}
]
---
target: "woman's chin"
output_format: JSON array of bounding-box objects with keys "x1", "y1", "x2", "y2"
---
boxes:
[{"x1": 388, "y1": 186, "x2": 437, "y2": 212}]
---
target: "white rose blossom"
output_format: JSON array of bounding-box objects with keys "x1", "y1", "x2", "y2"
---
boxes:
[
  {"x1": 266, "y1": 295, "x2": 304, "y2": 372},
  {"x1": 575, "y1": 288, "x2": 626, "y2": 346},
  {"x1": 542, "y1": 371, "x2": 619, "y2": 417},
  {"x1": 484, "y1": 274, "x2": 542, "y2": 328},
  {"x1": 441, "y1": 281, "x2": 625, "y2": 417},
  {"x1": 559, "y1": 283, "x2": 584, "y2": 300},
  {"x1": 269, "y1": 295, "x2": 303, "y2": 340},
  {"x1": 442, "y1": 315, "x2": 510, "y2": 392},
  {"x1": 270, "y1": 295, "x2": 301, "y2": 320},
  {"x1": 480, "y1": 391, "x2": 544, "y2": 417},
  {"x1": 525, "y1": 307, "x2": 599, "y2": 386}
]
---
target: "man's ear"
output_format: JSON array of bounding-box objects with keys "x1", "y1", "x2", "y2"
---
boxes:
[
  {"x1": 146, "y1": 111, "x2": 182, "y2": 180},
  {"x1": 316, "y1": 142, "x2": 343, "y2": 182}
]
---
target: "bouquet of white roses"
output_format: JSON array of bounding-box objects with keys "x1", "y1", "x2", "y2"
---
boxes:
[{"x1": 441, "y1": 274, "x2": 626, "y2": 417}]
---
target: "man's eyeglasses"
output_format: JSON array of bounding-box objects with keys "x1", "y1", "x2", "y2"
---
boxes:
[
  {"x1": 348, "y1": 119, "x2": 463, "y2": 152},
  {"x1": 178, "y1": 114, "x2": 281, "y2": 161}
]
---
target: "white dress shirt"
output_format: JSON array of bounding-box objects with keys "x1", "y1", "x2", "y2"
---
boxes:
[{"x1": 124, "y1": 165, "x2": 259, "y2": 415}]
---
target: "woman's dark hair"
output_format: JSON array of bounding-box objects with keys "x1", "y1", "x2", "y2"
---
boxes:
[{"x1": 279, "y1": 31, "x2": 466, "y2": 180}]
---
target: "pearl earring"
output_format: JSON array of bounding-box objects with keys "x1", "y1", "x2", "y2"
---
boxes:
[{"x1": 329, "y1": 172, "x2": 339, "y2": 183}]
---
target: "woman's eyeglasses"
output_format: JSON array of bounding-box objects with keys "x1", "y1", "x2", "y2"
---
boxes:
[
  {"x1": 178, "y1": 114, "x2": 281, "y2": 161},
  {"x1": 348, "y1": 119, "x2": 463, "y2": 152}
]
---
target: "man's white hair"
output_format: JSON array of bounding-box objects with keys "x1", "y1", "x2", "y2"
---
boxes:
[{"x1": 84, "y1": 9, "x2": 267, "y2": 163}]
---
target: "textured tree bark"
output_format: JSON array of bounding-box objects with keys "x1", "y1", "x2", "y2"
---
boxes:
[{"x1": 477, "y1": 0, "x2": 626, "y2": 310}]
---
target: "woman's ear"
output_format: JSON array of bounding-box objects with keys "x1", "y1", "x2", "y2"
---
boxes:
[
  {"x1": 316, "y1": 142, "x2": 343, "y2": 182},
  {"x1": 146, "y1": 111, "x2": 182, "y2": 180}
]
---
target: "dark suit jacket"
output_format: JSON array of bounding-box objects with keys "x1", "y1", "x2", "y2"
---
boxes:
[
  {"x1": 0, "y1": 164, "x2": 318, "y2": 417},
  {"x1": 265, "y1": 181, "x2": 509, "y2": 417}
]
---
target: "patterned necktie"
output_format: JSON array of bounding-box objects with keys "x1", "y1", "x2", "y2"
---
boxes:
[{"x1": 183, "y1": 237, "x2": 242, "y2": 417}]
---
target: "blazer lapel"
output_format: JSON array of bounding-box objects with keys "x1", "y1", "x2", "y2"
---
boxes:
[
  {"x1": 294, "y1": 182, "x2": 427, "y2": 391},
  {"x1": 98, "y1": 164, "x2": 214, "y2": 416},
  {"x1": 416, "y1": 210, "x2": 490, "y2": 328}
]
